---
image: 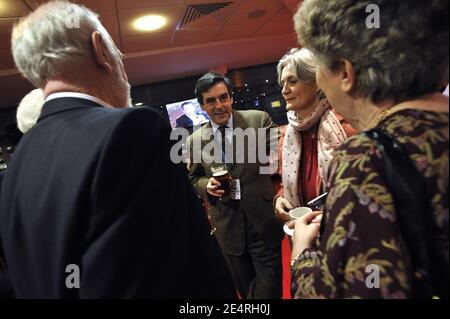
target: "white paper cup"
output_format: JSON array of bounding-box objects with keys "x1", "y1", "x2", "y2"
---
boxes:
[{"x1": 289, "y1": 207, "x2": 313, "y2": 220}]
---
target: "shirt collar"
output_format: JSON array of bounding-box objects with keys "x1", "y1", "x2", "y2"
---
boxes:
[
  {"x1": 210, "y1": 113, "x2": 234, "y2": 134},
  {"x1": 46, "y1": 92, "x2": 113, "y2": 109}
]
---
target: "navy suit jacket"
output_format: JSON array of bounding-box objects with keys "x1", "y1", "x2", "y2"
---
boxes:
[
  {"x1": 0, "y1": 97, "x2": 234, "y2": 298},
  {"x1": 0, "y1": 170, "x2": 13, "y2": 298},
  {"x1": 175, "y1": 114, "x2": 194, "y2": 128}
]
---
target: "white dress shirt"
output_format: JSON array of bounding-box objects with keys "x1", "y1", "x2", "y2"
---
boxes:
[
  {"x1": 210, "y1": 114, "x2": 234, "y2": 147},
  {"x1": 45, "y1": 92, "x2": 114, "y2": 108}
]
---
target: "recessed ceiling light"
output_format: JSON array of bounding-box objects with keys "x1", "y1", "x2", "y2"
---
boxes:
[
  {"x1": 134, "y1": 15, "x2": 167, "y2": 32},
  {"x1": 0, "y1": 0, "x2": 6, "y2": 13},
  {"x1": 134, "y1": 102, "x2": 144, "y2": 106}
]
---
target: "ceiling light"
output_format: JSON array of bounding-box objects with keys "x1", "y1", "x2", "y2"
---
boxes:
[
  {"x1": 0, "y1": 0, "x2": 6, "y2": 13},
  {"x1": 134, "y1": 102, "x2": 144, "y2": 106},
  {"x1": 134, "y1": 15, "x2": 167, "y2": 32}
]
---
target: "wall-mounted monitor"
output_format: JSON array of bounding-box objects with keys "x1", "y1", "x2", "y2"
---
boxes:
[
  {"x1": 165, "y1": 98, "x2": 209, "y2": 129},
  {"x1": 443, "y1": 84, "x2": 449, "y2": 97}
]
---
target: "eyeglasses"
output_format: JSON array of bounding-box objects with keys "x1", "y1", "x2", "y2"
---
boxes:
[{"x1": 204, "y1": 93, "x2": 231, "y2": 107}]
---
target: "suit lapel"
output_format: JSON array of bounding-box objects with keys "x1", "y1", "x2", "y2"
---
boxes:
[
  {"x1": 198, "y1": 122, "x2": 216, "y2": 174},
  {"x1": 232, "y1": 110, "x2": 247, "y2": 130},
  {"x1": 231, "y1": 111, "x2": 247, "y2": 177},
  {"x1": 201, "y1": 122, "x2": 214, "y2": 147}
]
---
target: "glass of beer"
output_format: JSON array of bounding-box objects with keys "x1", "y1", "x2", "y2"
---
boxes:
[{"x1": 212, "y1": 169, "x2": 231, "y2": 200}]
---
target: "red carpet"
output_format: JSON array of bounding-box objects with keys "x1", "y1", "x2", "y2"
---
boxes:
[{"x1": 282, "y1": 235, "x2": 292, "y2": 299}]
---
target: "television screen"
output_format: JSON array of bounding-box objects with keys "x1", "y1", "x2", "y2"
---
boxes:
[
  {"x1": 165, "y1": 98, "x2": 209, "y2": 129},
  {"x1": 443, "y1": 84, "x2": 449, "y2": 97}
]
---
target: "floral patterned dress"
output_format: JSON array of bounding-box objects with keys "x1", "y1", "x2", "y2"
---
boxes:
[{"x1": 291, "y1": 109, "x2": 449, "y2": 298}]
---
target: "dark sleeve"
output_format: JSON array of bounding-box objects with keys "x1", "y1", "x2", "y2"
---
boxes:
[
  {"x1": 0, "y1": 171, "x2": 5, "y2": 274},
  {"x1": 81, "y1": 108, "x2": 231, "y2": 298},
  {"x1": 291, "y1": 135, "x2": 412, "y2": 299},
  {"x1": 175, "y1": 118, "x2": 182, "y2": 128},
  {"x1": 0, "y1": 171, "x2": 13, "y2": 298},
  {"x1": 0, "y1": 250, "x2": 13, "y2": 298},
  {"x1": 260, "y1": 111, "x2": 277, "y2": 130},
  {"x1": 187, "y1": 135, "x2": 209, "y2": 199}
]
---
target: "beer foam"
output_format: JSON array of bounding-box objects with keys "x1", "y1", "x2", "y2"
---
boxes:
[{"x1": 212, "y1": 170, "x2": 228, "y2": 177}]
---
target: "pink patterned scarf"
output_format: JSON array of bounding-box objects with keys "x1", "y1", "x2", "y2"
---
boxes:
[{"x1": 282, "y1": 98, "x2": 348, "y2": 207}]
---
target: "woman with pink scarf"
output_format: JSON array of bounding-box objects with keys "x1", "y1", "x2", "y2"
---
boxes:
[{"x1": 274, "y1": 48, "x2": 355, "y2": 221}]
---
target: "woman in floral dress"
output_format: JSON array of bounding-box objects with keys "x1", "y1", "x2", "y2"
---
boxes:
[{"x1": 289, "y1": 0, "x2": 449, "y2": 298}]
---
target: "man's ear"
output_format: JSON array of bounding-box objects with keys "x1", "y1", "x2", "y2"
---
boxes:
[
  {"x1": 91, "y1": 31, "x2": 113, "y2": 74},
  {"x1": 340, "y1": 59, "x2": 356, "y2": 93}
]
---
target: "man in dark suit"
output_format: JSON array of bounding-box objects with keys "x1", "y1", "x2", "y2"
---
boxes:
[
  {"x1": 187, "y1": 72, "x2": 284, "y2": 298},
  {"x1": 0, "y1": 1, "x2": 234, "y2": 298},
  {"x1": 175, "y1": 113, "x2": 194, "y2": 128},
  {"x1": 175, "y1": 101, "x2": 195, "y2": 128},
  {"x1": 175, "y1": 100, "x2": 208, "y2": 128}
]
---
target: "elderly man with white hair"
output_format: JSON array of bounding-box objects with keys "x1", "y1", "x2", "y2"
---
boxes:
[{"x1": 0, "y1": 1, "x2": 234, "y2": 298}]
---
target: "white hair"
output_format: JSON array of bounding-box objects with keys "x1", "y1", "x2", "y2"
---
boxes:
[
  {"x1": 11, "y1": 0, "x2": 119, "y2": 88},
  {"x1": 16, "y1": 89, "x2": 45, "y2": 134},
  {"x1": 277, "y1": 48, "x2": 317, "y2": 86}
]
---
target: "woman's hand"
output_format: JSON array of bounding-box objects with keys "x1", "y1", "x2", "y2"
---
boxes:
[
  {"x1": 289, "y1": 211, "x2": 323, "y2": 259},
  {"x1": 274, "y1": 196, "x2": 294, "y2": 221}
]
